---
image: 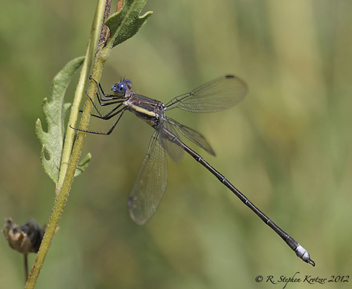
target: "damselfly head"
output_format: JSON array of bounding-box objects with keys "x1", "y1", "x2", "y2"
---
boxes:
[
  {"x1": 111, "y1": 79, "x2": 133, "y2": 96},
  {"x1": 111, "y1": 82, "x2": 127, "y2": 96}
]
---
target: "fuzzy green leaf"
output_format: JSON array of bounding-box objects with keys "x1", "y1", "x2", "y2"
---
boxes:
[
  {"x1": 105, "y1": 0, "x2": 153, "y2": 48},
  {"x1": 36, "y1": 57, "x2": 85, "y2": 184},
  {"x1": 75, "y1": 153, "x2": 92, "y2": 177}
]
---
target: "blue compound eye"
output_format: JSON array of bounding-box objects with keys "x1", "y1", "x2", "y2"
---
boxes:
[
  {"x1": 111, "y1": 82, "x2": 127, "y2": 95},
  {"x1": 124, "y1": 79, "x2": 132, "y2": 89}
]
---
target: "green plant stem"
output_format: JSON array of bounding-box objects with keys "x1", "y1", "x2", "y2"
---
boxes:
[
  {"x1": 25, "y1": 1, "x2": 109, "y2": 288},
  {"x1": 26, "y1": 0, "x2": 151, "y2": 286},
  {"x1": 57, "y1": 1, "x2": 107, "y2": 187},
  {"x1": 24, "y1": 254, "x2": 28, "y2": 283}
]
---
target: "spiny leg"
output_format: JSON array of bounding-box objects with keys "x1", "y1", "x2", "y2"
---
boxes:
[
  {"x1": 93, "y1": 104, "x2": 126, "y2": 120},
  {"x1": 89, "y1": 76, "x2": 117, "y2": 102},
  {"x1": 84, "y1": 90, "x2": 124, "y2": 118},
  {"x1": 70, "y1": 107, "x2": 127, "y2": 135},
  {"x1": 83, "y1": 103, "x2": 124, "y2": 120}
]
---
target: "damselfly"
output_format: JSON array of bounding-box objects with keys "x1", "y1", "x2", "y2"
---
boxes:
[{"x1": 73, "y1": 75, "x2": 314, "y2": 266}]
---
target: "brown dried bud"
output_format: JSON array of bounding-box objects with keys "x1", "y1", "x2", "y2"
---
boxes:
[{"x1": 3, "y1": 218, "x2": 46, "y2": 254}]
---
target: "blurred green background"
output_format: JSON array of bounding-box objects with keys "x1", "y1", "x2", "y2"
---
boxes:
[{"x1": 1, "y1": 0, "x2": 351, "y2": 288}]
